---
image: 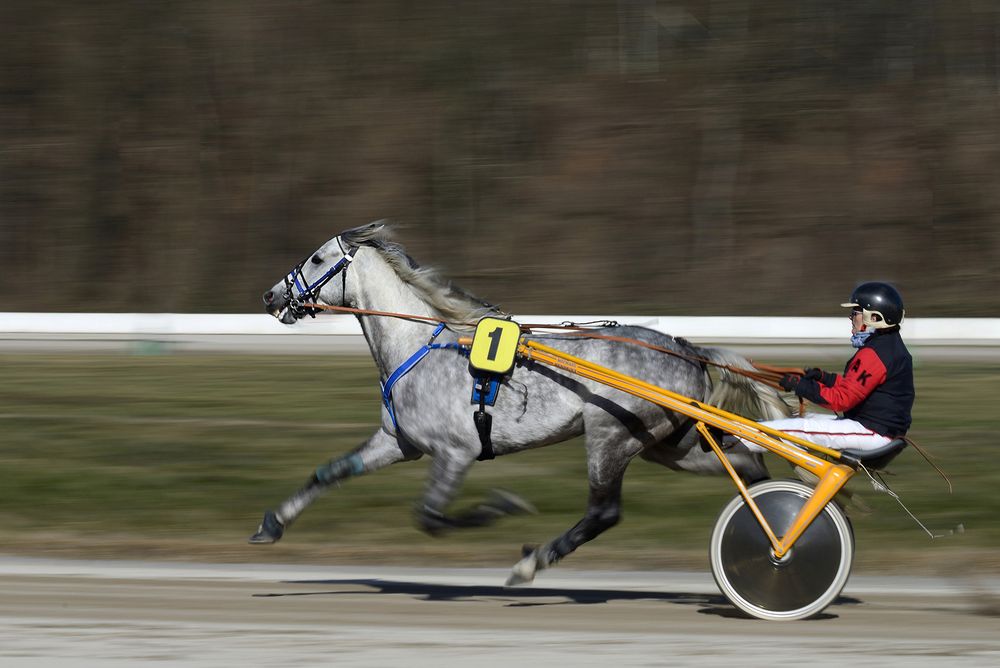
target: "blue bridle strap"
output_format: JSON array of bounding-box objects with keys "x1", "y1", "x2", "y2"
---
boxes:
[
  {"x1": 284, "y1": 237, "x2": 357, "y2": 318},
  {"x1": 290, "y1": 253, "x2": 352, "y2": 298},
  {"x1": 380, "y1": 322, "x2": 466, "y2": 431}
]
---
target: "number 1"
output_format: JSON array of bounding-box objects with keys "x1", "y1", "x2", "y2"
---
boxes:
[{"x1": 487, "y1": 326, "x2": 503, "y2": 361}]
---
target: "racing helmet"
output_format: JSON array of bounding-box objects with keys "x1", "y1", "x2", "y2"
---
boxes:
[{"x1": 841, "y1": 282, "x2": 904, "y2": 329}]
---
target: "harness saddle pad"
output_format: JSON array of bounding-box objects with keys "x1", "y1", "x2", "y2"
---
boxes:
[{"x1": 468, "y1": 317, "x2": 520, "y2": 375}]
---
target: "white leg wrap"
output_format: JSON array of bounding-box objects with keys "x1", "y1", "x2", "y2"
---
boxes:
[{"x1": 506, "y1": 549, "x2": 545, "y2": 586}]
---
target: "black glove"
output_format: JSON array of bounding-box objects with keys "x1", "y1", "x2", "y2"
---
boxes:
[
  {"x1": 804, "y1": 367, "x2": 836, "y2": 387},
  {"x1": 779, "y1": 374, "x2": 801, "y2": 392}
]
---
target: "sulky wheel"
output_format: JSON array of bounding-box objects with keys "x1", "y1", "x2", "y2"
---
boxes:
[{"x1": 709, "y1": 479, "x2": 854, "y2": 621}]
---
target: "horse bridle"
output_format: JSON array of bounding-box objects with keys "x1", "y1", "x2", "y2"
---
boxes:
[{"x1": 282, "y1": 237, "x2": 358, "y2": 319}]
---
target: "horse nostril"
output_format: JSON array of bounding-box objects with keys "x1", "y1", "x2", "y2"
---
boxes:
[{"x1": 263, "y1": 291, "x2": 274, "y2": 304}]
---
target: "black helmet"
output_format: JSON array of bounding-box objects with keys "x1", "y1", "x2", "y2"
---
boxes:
[{"x1": 841, "y1": 282, "x2": 904, "y2": 329}]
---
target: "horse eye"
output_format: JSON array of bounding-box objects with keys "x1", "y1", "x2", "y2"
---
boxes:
[{"x1": 310, "y1": 254, "x2": 323, "y2": 265}]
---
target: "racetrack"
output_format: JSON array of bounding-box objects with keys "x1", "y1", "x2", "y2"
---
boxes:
[{"x1": 2, "y1": 558, "x2": 998, "y2": 667}]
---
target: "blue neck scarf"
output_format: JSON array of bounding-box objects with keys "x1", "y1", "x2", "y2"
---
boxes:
[{"x1": 851, "y1": 330, "x2": 874, "y2": 348}]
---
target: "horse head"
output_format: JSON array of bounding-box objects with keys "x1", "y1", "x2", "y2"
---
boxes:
[{"x1": 263, "y1": 222, "x2": 383, "y2": 324}]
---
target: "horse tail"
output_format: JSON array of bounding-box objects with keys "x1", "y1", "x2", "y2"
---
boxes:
[{"x1": 696, "y1": 346, "x2": 792, "y2": 421}]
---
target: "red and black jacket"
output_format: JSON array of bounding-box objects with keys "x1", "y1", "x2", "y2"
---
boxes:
[{"x1": 794, "y1": 328, "x2": 914, "y2": 437}]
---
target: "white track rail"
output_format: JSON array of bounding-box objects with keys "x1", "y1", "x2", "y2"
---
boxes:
[{"x1": 1, "y1": 312, "x2": 999, "y2": 358}]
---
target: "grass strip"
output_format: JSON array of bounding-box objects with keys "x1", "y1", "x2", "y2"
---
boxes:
[{"x1": 1, "y1": 353, "x2": 996, "y2": 573}]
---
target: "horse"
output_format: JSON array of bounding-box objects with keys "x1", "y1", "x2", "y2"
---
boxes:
[{"x1": 250, "y1": 221, "x2": 791, "y2": 585}]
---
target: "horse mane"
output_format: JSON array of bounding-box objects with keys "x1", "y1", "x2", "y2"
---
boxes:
[{"x1": 341, "y1": 222, "x2": 498, "y2": 325}]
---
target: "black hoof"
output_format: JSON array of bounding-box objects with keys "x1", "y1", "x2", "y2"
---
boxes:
[
  {"x1": 248, "y1": 510, "x2": 284, "y2": 544},
  {"x1": 415, "y1": 505, "x2": 452, "y2": 537}
]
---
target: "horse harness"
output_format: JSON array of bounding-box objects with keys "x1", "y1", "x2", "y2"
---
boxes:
[
  {"x1": 297, "y1": 298, "x2": 806, "y2": 462},
  {"x1": 281, "y1": 242, "x2": 510, "y2": 461},
  {"x1": 379, "y1": 319, "x2": 516, "y2": 461},
  {"x1": 378, "y1": 322, "x2": 488, "y2": 452}
]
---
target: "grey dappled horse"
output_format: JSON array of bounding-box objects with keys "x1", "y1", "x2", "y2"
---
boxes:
[{"x1": 251, "y1": 222, "x2": 790, "y2": 585}]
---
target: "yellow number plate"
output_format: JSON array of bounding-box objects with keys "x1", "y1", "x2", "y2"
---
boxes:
[{"x1": 469, "y1": 317, "x2": 521, "y2": 375}]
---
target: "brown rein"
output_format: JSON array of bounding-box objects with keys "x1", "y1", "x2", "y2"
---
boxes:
[
  {"x1": 301, "y1": 302, "x2": 802, "y2": 390},
  {"x1": 301, "y1": 302, "x2": 947, "y2": 487}
]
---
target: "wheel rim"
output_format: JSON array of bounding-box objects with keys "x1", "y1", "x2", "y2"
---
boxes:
[{"x1": 710, "y1": 480, "x2": 853, "y2": 621}]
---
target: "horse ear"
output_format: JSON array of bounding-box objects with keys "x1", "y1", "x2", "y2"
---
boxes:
[{"x1": 342, "y1": 220, "x2": 388, "y2": 245}]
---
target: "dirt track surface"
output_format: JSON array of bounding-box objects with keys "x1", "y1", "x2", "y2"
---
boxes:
[{"x1": 2, "y1": 558, "x2": 998, "y2": 667}]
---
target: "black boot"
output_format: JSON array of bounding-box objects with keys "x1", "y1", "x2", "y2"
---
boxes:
[
  {"x1": 248, "y1": 510, "x2": 285, "y2": 544},
  {"x1": 702, "y1": 426, "x2": 742, "y2": 451}
]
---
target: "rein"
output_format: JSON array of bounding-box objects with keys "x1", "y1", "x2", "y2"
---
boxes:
[
  {"x1": 524, "y1": 328, "x2": 795, "y2": 389},
  {"x1": 297, "y1": 302, "x2": 943, "y2": 486},
  {"x1": 300, "y1": 302, "x2": 801, "y2": 390},
  {"x1": 302, "y1": 302, "x2": 456, "y2": 327}
]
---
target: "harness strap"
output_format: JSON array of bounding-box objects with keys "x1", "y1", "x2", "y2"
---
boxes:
[
  {"x1": 377, "y1": 322, "x2": 497, "y2": 460},
  {"x1": 473, "y1": 375, "x2": 497, "y2": 461},
  {"x1": 380, "y1": 323, "x2": 465, "y2": 431},
  {"x1": 471, "y1": 375, "x2": 502, "y2": 405}
]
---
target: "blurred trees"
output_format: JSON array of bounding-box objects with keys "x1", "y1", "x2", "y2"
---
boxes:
[{"x1": 2, "y1": 1, "x2": 999, "y2": 316}]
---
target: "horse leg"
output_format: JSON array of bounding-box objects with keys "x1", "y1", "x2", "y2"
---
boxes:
[
  {"x1": 639, "y1": 423, "x2": 771, "y2": 486},
  {"x1": 248, "y1": 429, "x2": 419, "y2": 544},
  {"x1": 414, "y1": 450, "x2": 535, "y2": 536},
  {"x1": 507, "y1": 424, "x2": 635, "y2": 586}
]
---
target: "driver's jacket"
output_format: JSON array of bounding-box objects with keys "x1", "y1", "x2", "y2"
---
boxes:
[{"x1": 794, "y1": 328, "x2": 914, "y2": 437}]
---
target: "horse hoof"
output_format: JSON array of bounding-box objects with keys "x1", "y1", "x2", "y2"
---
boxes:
[
  {"x1": 248, "y1": 510, "x2": 284, "y2": 544},
  {"x1": 415, "y1": 505, "x2": 452, "y2": 536},
  {"x1": 505, "y1": 551, "x2": 539, "y2": 586}
]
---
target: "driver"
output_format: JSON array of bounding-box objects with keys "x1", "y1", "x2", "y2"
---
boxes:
[{"x1": 739, "y1": 282, "x2": 914, "y2": 453}]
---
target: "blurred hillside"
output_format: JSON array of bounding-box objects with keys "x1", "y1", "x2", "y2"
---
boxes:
[{"x1": 2, "y1": 1, "x2": 999, "y2": 316}]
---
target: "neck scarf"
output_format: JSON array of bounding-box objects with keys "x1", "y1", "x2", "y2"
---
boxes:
[{"x1": 851, "y1": 330, "x2": 874, "y2": 348}]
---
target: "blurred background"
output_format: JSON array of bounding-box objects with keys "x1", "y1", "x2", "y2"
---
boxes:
[
  {"x1": 3, "y1": 1, "x2": 999, "y2": 316},
  {"x1": 1, "y1": 2, "x2": 998, "y2": 572}
]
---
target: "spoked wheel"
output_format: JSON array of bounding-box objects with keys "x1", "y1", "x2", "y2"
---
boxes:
[{"x1": 710, "y1": 480, "x2": 854, "y2": 621}]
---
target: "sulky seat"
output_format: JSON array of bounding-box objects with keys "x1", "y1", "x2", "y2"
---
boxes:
[{"x1": 840, "y1": 438, "x2": 908, "y2": 470}]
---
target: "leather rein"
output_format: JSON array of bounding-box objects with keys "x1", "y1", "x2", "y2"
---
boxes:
[
  {"x1": 299, "y1": 302, "x2": 803, "y2": 391},
  {"x1": 300, "y1": 303, "x2": 951, "y2": 488}
]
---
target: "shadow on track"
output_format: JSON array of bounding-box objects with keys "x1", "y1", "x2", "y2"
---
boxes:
[
  {"x1": 253, "y1": 578, "x2": 723, "y2": 608},
  {"x1": 253, "y1": 577, "x2": 860, "y2": 616}
]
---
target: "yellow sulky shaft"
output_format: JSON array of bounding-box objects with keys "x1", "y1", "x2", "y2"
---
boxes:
[{"x1": 515, "y1": 338, "x2": 857, "y2": 558}]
